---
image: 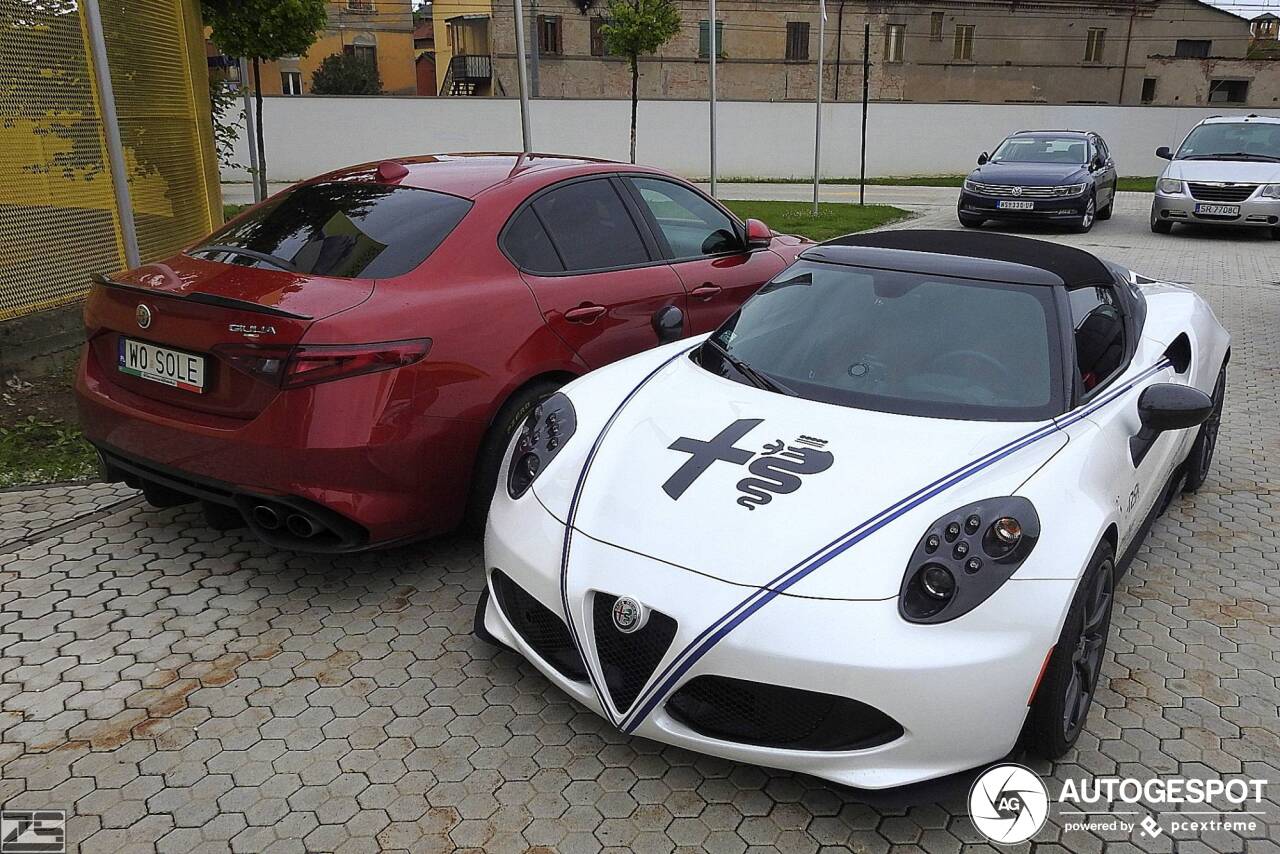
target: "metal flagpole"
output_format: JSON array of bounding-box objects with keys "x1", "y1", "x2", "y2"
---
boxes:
[
  {"x1": 512, "y1": 0, "x2": 533, "y2": 152},
  {"x1": 239, "y1": 58, "x2": 263, "y2": 204},
  {"x1": 83, "y1": 0, "x2": 140, "y2": 268},
  {"x1": 709, "y1": 0, "x2": 717, "y2": 197},
  {"x1": 812, "y1": 0, "x2": 826, "y2": 215},
  {"x1": 859, "y1": 23, "x2": 869, "y2": 206}
]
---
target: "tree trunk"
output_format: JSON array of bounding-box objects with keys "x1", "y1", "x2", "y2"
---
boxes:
[
  {"x1": 253, "y1": 57, "x2": 267, "y2": 199},
  {"x1": 629, "y1": 56, "x2": 638, "y2": 164}
]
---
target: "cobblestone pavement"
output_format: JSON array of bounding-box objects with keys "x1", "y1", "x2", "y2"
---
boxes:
[{"x1": 2, "y1": 197, "x2": 1277, "y2": 853}]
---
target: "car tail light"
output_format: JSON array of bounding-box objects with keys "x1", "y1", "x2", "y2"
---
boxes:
[{"x1": 214, "y1": 339, "x2": 431, "y2": 389}]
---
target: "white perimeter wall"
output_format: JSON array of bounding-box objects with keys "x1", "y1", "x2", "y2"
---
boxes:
[{"x1": 224, "y1": 97, "x2": 1280, "y2": 183}]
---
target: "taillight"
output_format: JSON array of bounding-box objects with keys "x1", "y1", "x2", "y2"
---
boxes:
[{"x1": 214, "y1": 339, "x2": 431, "y2": 389}]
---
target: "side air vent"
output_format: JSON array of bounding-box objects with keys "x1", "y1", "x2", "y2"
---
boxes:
[
  {"x1": 490, "y1": 570, "x2": 587, "y2": 682},
  {"x1": 1164, "y1": 333, "x2": 1192, "y2": 373}
]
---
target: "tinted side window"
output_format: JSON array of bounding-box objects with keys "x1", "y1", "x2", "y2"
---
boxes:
[
  {"x1": 198, "y1": 182, "x2": 472, "y2": 279},
  {"x1": 629, "y1": 177, "x2": 740, "y2": 258},
  {"x1": 503, "y1": 207, "x2": 563, "y2": 273},
  {"x1": 1068, "y1": 285, "x2": 1126, "y2": 392},
  {"x1": 532, "y1": 179, "x2": 650, "y2": 272}
]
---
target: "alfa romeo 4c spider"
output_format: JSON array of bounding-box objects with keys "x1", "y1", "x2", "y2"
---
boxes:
[{"x1": 477, "y1": 230, "x2": 1229, "y2": 789}]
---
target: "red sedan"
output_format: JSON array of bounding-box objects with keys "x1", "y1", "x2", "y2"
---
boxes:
[{"x1": 76, "y1": 154, "x2": 808, "y2": 550}]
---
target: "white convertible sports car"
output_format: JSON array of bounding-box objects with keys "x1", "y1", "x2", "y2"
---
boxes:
[{"x1": 477, "y1": 230, "x2": 1230, "y2": 789}]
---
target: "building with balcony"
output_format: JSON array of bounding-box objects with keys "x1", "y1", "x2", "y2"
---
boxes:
[
  {"x1": 432, "y1": 2, "x2": 496, "y2": 95},
  {"x1": 486, "y1": 0, "x2": 1263, "y2": 106}
]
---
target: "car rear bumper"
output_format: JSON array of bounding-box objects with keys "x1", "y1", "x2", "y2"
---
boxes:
[
  {"x1": 958, "y1": 189, "x2": 1090, "y2": 221},
  {"x1": 483, "y1": 490, "x2": 1073, "y2": 789},
  {"x1": 75, "y1": 346, "x2": 484, "y2": 549},
  {"x1": 1151, "y1": 192, "x2": 1280, "y2": 228}
]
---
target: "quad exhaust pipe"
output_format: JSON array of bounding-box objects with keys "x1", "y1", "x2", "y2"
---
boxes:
[
  {"x1": 251, "y1": 504, "x2": 281, "y2": 530},
  {"x1": 251, "y1": 503, "x2": 323, "y2": 539}
]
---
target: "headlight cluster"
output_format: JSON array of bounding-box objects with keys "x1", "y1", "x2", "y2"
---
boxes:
[
  {"x1": 1158, "y1": 178, "x2": 1185, "y2": 195},
  {"x1": 1260, "y1": 184, "x2": 1280, "y2": 199},
  {"x1": 506, "y1": 393, "x2": 577, "y2": 499},
  {"x1": 898, "y1": 497, "x2": 1040, "y2": 624},
  {"x1": 1058, "y1": 183, "x2": 1088, "y2": 197},
  {"x1": 963, "y1": 179, "x2": 979, "y2": 192}
]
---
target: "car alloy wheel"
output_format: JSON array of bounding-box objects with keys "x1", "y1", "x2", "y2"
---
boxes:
[
  {"x1": 1076, "y1": 196, "x2": 1096, "y2": 233},
  {"x1": 1061, "y1": 555, "x2": 1113, "y2": 743},
  {"x1": 1183, "y1": 365, "x2": 1226, "y2": 493}
]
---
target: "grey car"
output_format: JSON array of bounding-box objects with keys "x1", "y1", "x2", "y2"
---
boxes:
[{"x1": 1151, "y1": 114, "x2": 1280, "y2": 239}]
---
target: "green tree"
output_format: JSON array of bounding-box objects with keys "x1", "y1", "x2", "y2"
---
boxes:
[
  {"x1": 601, "y1": 0, "x2": 681, "y2": 163},
  {"x1": 201, "y1": 0, "x2": 328, "y2": 198},
  {"x1": 310, "y1": 52, "x2": 383, "y2": 96}
]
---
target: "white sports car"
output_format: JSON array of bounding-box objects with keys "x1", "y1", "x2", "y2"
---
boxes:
[{"x1": 477, "y1": 230, "x2": 1230, "y2": 789}]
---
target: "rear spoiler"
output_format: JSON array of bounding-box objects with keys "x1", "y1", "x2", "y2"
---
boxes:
[{"x1": 90, "y1": 273, "x2": 313, "y2": 320}]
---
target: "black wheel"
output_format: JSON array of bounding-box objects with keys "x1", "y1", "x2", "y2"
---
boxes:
[
  {"x1": 958, "y1": 213, "x2": 984, "y2": 229},
  {"x1": 1182, "y1": 365, "x2": 1226, "y2": 493},
  {"x1": 1150, "y1": 210, "x2": 1173, "y2": 234},
  {"x1": 1097, "y1": 198, "x2": 1113, "y2": 220},
  {"x1": 1073, "y1": 194, "x2": 1096, "y2": 233},
  {"x1": 1025, "y1": 542, "x2": 1115, "y2": 758},
  {"x1": 465, "y1": 379, "x2": 562, "y2": 531},
  {"x1": 1271, "y1": 226, "x2": 1280, "y2": 240}
]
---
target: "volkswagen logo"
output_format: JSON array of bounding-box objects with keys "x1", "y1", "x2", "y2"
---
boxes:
[
  {"x1": 135, "y1": 304, "x2": 153, "y2": 329},
  {"x1": 611, "y1": 597, "x2": 646, "y2": 634},
  {"x1": 1011, "y1": 186, "x2": 1024, "y2": 197}
]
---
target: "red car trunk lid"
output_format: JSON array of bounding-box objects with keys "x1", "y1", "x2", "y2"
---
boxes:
[{"x1": 84, "y1": 255, "x2": 374, "y2": 419}]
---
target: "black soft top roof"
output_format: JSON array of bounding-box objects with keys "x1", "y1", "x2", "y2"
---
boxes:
[{"x1": 805, "y1": 230, "x2": 1115, "y2": 288}]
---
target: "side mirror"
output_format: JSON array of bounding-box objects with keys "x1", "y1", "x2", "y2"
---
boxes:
[
  {"x1": 744, "y1": 218, "x2": 772, "y2": 249},
  {"x1": 652, "y1": 304, "x2": 685, "y2": 344},
  {"x1": 1156, "y1": 146, "x2": 1173, "y2": 160},
  {"x1": 977, "y1": 152, "x2": 989, "y2": 166},
  {"x1": 1130, "y1": 383, "x2": 1214, "y2": 465},
  {"x1": 1138, "y1": 383, "x2": 1214, "y2": 432}
]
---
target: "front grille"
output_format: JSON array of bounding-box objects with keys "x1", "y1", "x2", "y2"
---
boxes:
[
  {"x1": 491, "y1": 570, "x2": 587, "y2": 681},
  {"x1": 592, "y1": 594, "x2": 677, "y2": 712},
  {"x1": 1188, "y1": 182, "x2": 1257, "y2": 202},
  {"x1": 968, "y1": 182, "x2": 1077, "y2": 198},
  {"x1": 666, "y1": 675, "x2": 904, "y2": 752}
]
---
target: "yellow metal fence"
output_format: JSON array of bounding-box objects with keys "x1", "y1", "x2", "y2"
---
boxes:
[{"x1": 0, "y1": 0, "x2": 221, "y2": 321}]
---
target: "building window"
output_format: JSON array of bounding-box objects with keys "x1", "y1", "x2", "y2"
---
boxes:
[
  {"x1": 281, "y1": 71, "x2": 302, "y2": 95},
  {"x1": 699, "y1": 19, "x2": 725, "y2": 58},
  {"x1": 590, "y1": 16, "x2": 608, "y2": 56},
  {"x1": 930, "y1": 11, "x2": 944, "y2": 41},
  {"x1": 1208, "y1": 79, "x2": 1249, "y2": 103},
  {"x1": 785, "y1": 21, "x2": 810, "y2": 61},
  {"x1": 885, "y1": 24, "x2": 906, "y2": 63},
  {"x1": 1084, "y1": 28, "x2": 1105, "y2": 62},
  {"x1": 1141, "y1": 77, "x2": 1157, "y2": 103},
  {"x1": 346, "y1": 35, "x2": 377, "y2": 67},
  {"x1": 1175, "y1": 39, "x2": 1211, "y2": 58},
  {"x1": 346, "y1": 0, "x2": 374, "y2": 11},
  {"x1": 537, "y1": 15, "x2": 562, "y2": 55},
  {"x1": 953, "y1": 24, "x2": 974, "y2": 60}
]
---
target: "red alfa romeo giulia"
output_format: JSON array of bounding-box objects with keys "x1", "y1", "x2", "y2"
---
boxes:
[{"x1": 76, "y1": 153, "x2": 808, "y2": 550}]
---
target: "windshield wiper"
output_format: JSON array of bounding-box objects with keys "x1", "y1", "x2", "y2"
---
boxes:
[
  {"x1": 188, "y1": 245, "x2": 300, "y2": 273},
  {"x1": 701, "y1": 338, "x2": 797, "y2": 396},
  {"x1": 1182, "y1": 152, "x2": 1280, "y2": 162}
]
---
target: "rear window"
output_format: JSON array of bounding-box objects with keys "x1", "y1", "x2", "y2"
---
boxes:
[{"x1": 194, "y1": 182, "x2": 472, "y2": 278}]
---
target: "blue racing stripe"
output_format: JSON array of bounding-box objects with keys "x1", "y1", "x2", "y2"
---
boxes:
[
  {"x1": 559, "y1": 343, "x2": 699, "y2": 725},
  {"x1": 618, "y1": 357, "x2": 1173, "y2": 732}
]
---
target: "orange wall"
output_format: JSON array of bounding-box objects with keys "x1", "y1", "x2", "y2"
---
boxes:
[{"x1": 242, "y1": 30, "x2": 417, "y2": 96}]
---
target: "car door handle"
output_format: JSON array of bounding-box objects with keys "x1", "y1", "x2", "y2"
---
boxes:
[
  {"x1": 690, "y1": 284, "x2": 721, "y2": 301},
  {"x1": 564, "y1": 304, "x2": 607, "y2": 324}
]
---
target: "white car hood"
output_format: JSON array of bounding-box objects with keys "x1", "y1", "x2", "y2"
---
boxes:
[
  {"x1": 1164, "y1": 159, "x2": 1280, "y2": 184},
  {"x1": 542, "y1": 355, "x2": 1067, "y2": 601}
]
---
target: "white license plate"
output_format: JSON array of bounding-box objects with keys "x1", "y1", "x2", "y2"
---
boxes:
[
  {"x1": 118, "y1": 337, "x2": 206, "y2": 393},
  {"x1": 997, "y1": 200, "x2": 1036, "y2": 210},
  {"x1": 1194, "y1": 203, "x2": 1240, "y2": 217}
]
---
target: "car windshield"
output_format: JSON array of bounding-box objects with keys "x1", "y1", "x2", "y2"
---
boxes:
[
  {"x1": 991, "y1": 136, "x2": 1089, "y2": 165},
  {"x1": 697, "y1": 261, "x2": 1062, "y2": 421},
  {"x1": 192, "y1": 181, "x2": 472, "y2": 278},
  {"x1": 1175, "y1": 122, "x2": 1280, "y2": 161}
]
